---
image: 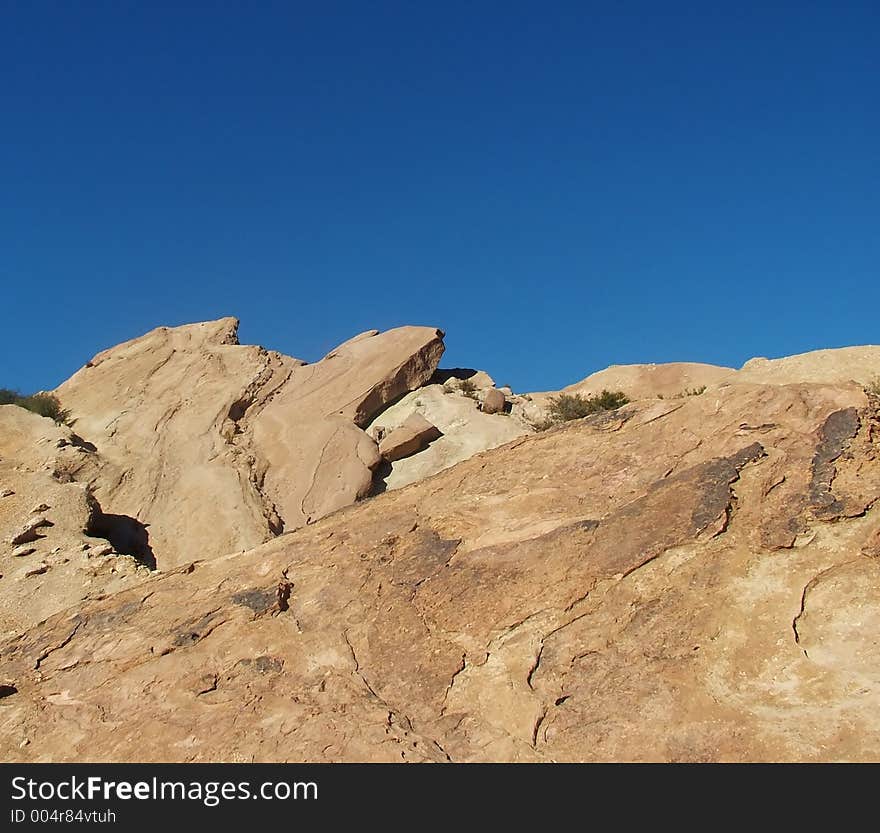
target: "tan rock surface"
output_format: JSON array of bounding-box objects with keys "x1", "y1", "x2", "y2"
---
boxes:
[
  {"x1": 737, "y1": 345, "x2": 880, "y2": 385},
  {"x1": 378, "y1": 413, "x2": 442, "y2": 462},
  {"x1": 54, "y1": 319, "x2": 444, "y2": 567},
  {"x1": 524, "y1": 347, "x2": 880, "y2": 427},
  {"x1": 367, "y1": 383, "x2": 533, "y2": 491},
  {"x1": 3, "y1": 379, "x2": 879, "y2": 761},
  {"x1": 0, "y1": 407, "x2": 149, "y2": 637},
  {"x1": 249, "y1": 325, "x2": 445, "y2": 530}
]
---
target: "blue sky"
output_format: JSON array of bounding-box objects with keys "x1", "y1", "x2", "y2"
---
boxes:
[{"x1": 2, "y1": 2, "x2": 878, "y2": 393}]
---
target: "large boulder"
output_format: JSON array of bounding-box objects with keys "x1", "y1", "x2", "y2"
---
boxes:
[
  {"x1": 378, "y1": 413, "x2": 442, "y2": 462},
  {"x1": 481, "y1": 388, "x2": 506, "y2": 414}
]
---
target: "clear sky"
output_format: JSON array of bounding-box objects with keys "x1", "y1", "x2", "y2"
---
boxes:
[{"x1": 2, "y1": 2, "x2": 878, "y2": 394}]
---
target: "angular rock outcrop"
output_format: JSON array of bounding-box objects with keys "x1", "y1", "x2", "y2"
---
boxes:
[
  {"x1": 54, "y1": 319, "x2": 445, "y2": 567},
  {"x1": 378, "y1": 413, "x2": 443, "y2": 462},
  {"x1": 3, "y1": 377, "x2": 879, "y2": 762},
  {"x1": 366, "y1": 379, "x2": 533, "y2": 491}
]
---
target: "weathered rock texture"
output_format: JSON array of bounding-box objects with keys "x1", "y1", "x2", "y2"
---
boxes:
[
  {"x1": 53, "y1": 319, "x2": 444, "y2": 568},
  {"x1": 0, "y1": 407, "x2": 149, "y2": 637},
  {"x1": 378, "y1": 413, "x2": 442, "y2": 462},
  {"x1": 3, "y1": 373, "x2": 880, "y2": 762},
  {"x1": 367, "y1": 379, "x2": 533, "y2": 491}
]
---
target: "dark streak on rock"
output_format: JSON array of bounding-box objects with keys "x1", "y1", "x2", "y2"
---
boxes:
[
  {"x1": 810, "y1": 408, "x2": 860, "y2": 517},
  {"x1": 238, "y1": 655, "x2": 284, "y2": 674},
  {"x1": 231, "y1": 588, "x2": 276, "y2": 615},
  {"x1": 691, "y1": 443, "x2": 765, "y2": 534}
]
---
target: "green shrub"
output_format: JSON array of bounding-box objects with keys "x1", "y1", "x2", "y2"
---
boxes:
[
  {"x1": 458, "y1": 378, "x2": 478, "y2": 399},
  {"x1": 669, "y1": 385, "x2": 708, "y2": 400},
  {"x1": 0, "y1": 388, "x2": 69, "y2": 424},
  {"x1": 542, "y1": 389, "x2": 630, "y2": 425}
]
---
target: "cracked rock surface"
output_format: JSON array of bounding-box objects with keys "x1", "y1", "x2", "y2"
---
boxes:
[
  {"x1": 52, "y1": 318, "x2": 445, "y2": 568},
  {"x1": 3, "y1": 376, "x2": 880, "y2": 761}
]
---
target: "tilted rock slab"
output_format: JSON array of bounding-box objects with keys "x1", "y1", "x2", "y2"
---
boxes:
[
  {"x1": 378, "y1": 413, "x2": 442, "y2": 462},
  {"x1": 3, "y1": 381, "x2": 880, "y2": 762},
  {"x1": 55, "y1": 318, "x2": 444, "y2": 568}
]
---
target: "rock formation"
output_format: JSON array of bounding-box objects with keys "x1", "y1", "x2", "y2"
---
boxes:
[
  {"x1": 0, "y1": 406, "x2": 150, "y2": 637},
  {"x1": 366, "y1": 371, "x2": 533, "y2": 492},
  {"x1": 377, "y1": 413, "x2": 443, "y2": 462},
  {"x1": 2, "y1": 321, "x2": 880, "y2": 762},
  {"x1": 53, "y1": 318, "x2": 444, "y2": 568}
]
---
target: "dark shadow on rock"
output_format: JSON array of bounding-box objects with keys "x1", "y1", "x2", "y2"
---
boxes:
[
  {"x1": 88, "y1": 513, "x2": 157, "y2": 569},
  {"x1": 429, "y1": 368, "x2": 481, "y2": 385},
  {"x1": 370, "y1": 460, "x2": 394, "y2": 495},
  {"x1": 68, "y1": 433, "x2": 97, "y2": 453}
]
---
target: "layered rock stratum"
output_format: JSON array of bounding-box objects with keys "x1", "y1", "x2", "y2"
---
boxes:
[{"x1": 2, "y1": 319, "x2": 879, "y2": 761}]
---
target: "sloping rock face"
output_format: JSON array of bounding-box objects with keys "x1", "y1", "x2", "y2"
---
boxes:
[
  {"x1": 0, "y1": 407, "x2": 149, "y2": 637},
  {"x1": 737, "y1": 346, "x2": 880, "y2": 385},
  {"x1": 538, "y1": 361, "x2": 736, "y2": 402},
  {"x1": 3, "y1": 380, "x2": 879, "y2": 762},
  {"x1": 54, "y1": 319, "x2": 444, "y2": 568}
]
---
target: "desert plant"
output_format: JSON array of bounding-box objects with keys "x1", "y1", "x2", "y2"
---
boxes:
[
  {"x1": 546, "y1": 390, "x2": 629, "y2": 423},
  {"x1": 458, "y1": 378, "x2": 478, "y2": 399},
  {"x1": 0, "y1": 388, "x2": 69, "y2": 424},
  {"x1": 865, "y1": 377, "x2": 880, "y2": 397},
  {"x1": 670, "y1": 385, "x2": 708, "y2": 400}
]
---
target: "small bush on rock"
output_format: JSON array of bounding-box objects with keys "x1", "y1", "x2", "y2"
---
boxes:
[
  {"x1": 458, "y1": 379, "x2": 478, "y2": 399},
  {"x1": 533, "y1": 389, "x2": 629, "y2": 431},
  {"x1": 547, "y1": 390, "x2": 629, "y2": 422},
  {"x1": 0, "y1": 388, "x2": 69, "y2": 424}
]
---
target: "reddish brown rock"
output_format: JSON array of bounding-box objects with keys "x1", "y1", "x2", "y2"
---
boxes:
[{"x1": 481, "y1": 388, "x2": 506, "y2": 414}]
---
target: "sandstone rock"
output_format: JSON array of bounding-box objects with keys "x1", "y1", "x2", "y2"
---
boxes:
[
  {"x1": 367, "y1": 382, "x2": 533, "y2": 491},
  {"x1": 736, "y1": 345, "x2": 880, "y2": 385},
  {"x1": 378, "y1": 413, "x2": 443, "y2": 462},
  {"x1": 529, "y1": 361, "x2": 736, "y2": 409},
  {"x1": 0, "y1": 489, "x2": 13, "y2": 498},
  {"x1": 54, "y1": 318, "x2": 445, "y2": 567},
  {"x1": 0, "y1": 407, "x2": 145, "y2": 635},
  {"x1": 3, "y1": 377, "x2": 879, "y2": 762},
  {"x1": 30, "y1": 503, "x2": 50, "y2": 513},
  {"x1": 9, "y1": 517, "x2": 52, "y2": 546},
  {"x1": 7, "y1": 320, "x2": 880, "y2": 764},
  {"x1": 481, "y1": 388, "x2": 506, "y2": 414},
  {"x1": 250, "y1": 325, "x2": 445, "y2": 530}
]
